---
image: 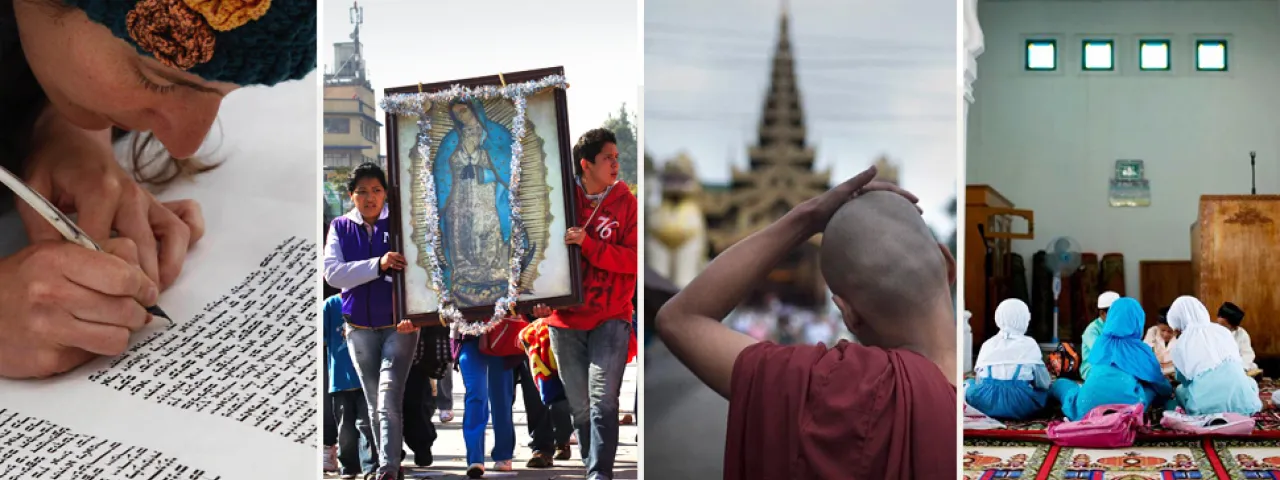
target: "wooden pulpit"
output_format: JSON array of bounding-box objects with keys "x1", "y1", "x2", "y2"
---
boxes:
[
  {"x1": 1191, "y1": 195, "x2": 1280, "y2": 360},
  {"x1": 965, "y1": 185, "x2": 1034, "y2": 348}
]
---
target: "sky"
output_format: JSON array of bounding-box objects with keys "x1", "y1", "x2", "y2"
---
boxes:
[
  {"x1": 645, "y1": 0, "x2": 959, "y2": 234},
  {"x1": 322, "y1": 0, "x2": 641, "y2": 156}
]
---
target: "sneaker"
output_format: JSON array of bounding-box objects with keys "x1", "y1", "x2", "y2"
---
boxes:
[
  {"x1": 323, "y1": 445, "x2": 339, "y2": 472},
  {"x1": 493, "y1": 459, "x2": 513, "y2": 472},
  {"x1": 339, "y1": 475, "x2": 357, "y2": 480},
  {"x1": 439, "y1": 410, "x2": 455, "y2": 423},
  {"x1": 466, "y1": 463, "x2": 485, "y2": 479},
  {"x1": 526, "y1": 451, "x2": 554, "y2": 468},
  {"x1": 554, "y1": 444, "x2": 571, "y2": 461}
]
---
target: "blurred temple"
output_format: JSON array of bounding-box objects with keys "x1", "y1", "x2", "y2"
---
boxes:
[{"x1": 646, "y1": 9, "x2": 904, "y2": 347}]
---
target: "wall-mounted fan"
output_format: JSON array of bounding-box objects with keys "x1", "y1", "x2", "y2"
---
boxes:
[{"x1": 1044, "y1": 236, "x2": 1082, "y2": 343}]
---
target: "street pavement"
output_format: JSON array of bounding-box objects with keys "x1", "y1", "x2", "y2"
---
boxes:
[{"x1": 324, "y1": 363, "x2": 638, "y2": 479}]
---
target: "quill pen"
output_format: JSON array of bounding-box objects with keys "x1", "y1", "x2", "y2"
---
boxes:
[{"x1": 0, "y1": 164, "x2": 172, "y2": 324}]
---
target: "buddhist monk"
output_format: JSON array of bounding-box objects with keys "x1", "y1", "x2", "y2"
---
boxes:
[{"x1": 656, "y1": 166, "x2": 958, "y2": 479}]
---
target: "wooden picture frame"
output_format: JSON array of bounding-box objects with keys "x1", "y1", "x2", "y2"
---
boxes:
[{"x1": 384, "y1": 66, "x2": 583, "y2": 327}]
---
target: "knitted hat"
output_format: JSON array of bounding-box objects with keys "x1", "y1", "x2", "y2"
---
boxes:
[{"x1": 61, "y1": 0, "x2": 315, "y2": 86}]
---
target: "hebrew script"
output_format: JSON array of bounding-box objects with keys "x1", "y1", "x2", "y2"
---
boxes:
[
  {"x1": 0, "y1": 409, "x2": 220, "y2": 480},
  {"x1": 86, "y1": 237, "x2": 317, "y2": 446}
]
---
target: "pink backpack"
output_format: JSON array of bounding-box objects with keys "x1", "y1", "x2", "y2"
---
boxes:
[{"x1": 1047, "y1": 403, "x2": 1145, "y2": 448}]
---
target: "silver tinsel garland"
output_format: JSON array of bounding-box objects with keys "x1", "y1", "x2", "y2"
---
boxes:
[{"x1": 381, "y1": 75, "x2": 567, "y2": 336}]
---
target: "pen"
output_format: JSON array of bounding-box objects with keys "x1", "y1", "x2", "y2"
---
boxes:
[{"x1": 0, "y1": 165, "x2": 172, "y2": 324}]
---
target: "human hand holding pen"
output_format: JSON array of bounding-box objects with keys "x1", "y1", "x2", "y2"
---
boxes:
[
  {"x1": 18, "y1": 110, "x2": 204, "y2": 291},
  {"x1": 0, "y1": 238, "x2": 158, "y2": 379}
]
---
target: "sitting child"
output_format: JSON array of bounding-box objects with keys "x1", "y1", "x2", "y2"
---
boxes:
[
  {"x1": 1144, "y1": 307, "x2": 1177, "y2": 376},
  {"x1": 1214, "y1": 302, "x2": 1258, "y2": 372},
  {"x1": 1049, "y1": 297, "x2": 1172, "y2": 421},
  {"x1": 966, "y1": 299, "x2": 1050, "y2": 420},
  {"x1": 1168, "y1": 296, "x2": 1261, "y2": 416}
]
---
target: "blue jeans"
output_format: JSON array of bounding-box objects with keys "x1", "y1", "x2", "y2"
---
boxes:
[
  {"x1": 515, "y1": 360, "x2": 573, "y2": 452},
  {"x1": 458, "y1": 339, "x2": 516, "y2": 465},
  {"x1": 549, "y1": 320, "x2": 630, "y2": 480},
  {"x1": 346, "y1": 326, "x2": 418, "y2": 476},
  {"x1": 436, "y1": 365, "x2": 454, "y2": 411},
  {"x1": 333, "y1": 389, "x2": 378, "y2": 475}
]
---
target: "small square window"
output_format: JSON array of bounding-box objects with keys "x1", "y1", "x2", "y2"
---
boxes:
[
  {"x1": 1196, "y1": 40, "x2": 1227, "y2": 71},
  {"x1": 1026, "y1": 40, "x2": 1057, "y2": 71},
  {"x1": 1139, "y1": 40, "x2": 1170, "y2": 71},
  {"x1": 1082, "y1": 40, "x2": 1114, "y2": 71}
]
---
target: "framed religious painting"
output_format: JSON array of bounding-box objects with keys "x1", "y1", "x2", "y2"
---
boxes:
[{"x1": 381, "y1": 66, "x2": 583, "y2": 332}]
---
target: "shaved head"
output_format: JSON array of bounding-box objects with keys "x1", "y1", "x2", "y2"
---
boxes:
[{"x1": 820, "y1": 191, "x2": 951, "y2": 339}]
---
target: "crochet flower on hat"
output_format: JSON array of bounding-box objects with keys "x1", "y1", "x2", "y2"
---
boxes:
[{"x1": 125, "y1": 0, "x2": 272, "y2": 71}]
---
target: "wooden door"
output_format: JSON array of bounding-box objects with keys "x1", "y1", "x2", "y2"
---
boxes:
[{"x1": 1138, "y1": 260, "x2": 1193, "y2": 329}]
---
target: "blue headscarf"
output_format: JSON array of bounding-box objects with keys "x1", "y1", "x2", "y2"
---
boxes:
[{"x1": 1089, "y1": 297, "x2": 1167, "y2": 386}]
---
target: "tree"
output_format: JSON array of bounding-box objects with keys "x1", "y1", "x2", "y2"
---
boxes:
[{"x1": 601, "y1": 103, "x2": 638, "y2": 187}]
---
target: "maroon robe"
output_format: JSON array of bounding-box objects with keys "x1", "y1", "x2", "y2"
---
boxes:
[{"x1": 725, "y1": 340, "x2": 956, "y2": 479}]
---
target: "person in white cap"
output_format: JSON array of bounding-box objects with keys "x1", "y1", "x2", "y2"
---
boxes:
[{"x1": 1080, "y1": 291, "x2": 1120, "y2": 380}]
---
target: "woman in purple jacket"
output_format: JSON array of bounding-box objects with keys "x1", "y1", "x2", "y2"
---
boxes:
[{"x1": 323, "y1": 163, "x2": 419, "y2": 480}]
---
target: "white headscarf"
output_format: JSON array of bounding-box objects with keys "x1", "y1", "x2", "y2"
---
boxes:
[
  {"x1": 1167, "y1": 296, "x2": 1242, "y2": 379},
  {"x1": 975, "y1": 299, "x2": 1043, "y2": 379}
]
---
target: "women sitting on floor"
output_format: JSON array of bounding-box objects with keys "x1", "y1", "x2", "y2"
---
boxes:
[
  {"x1": 1049, "y1": 297, "x2": 1172, "y2": 421},
  {"x1": 966, "y1": 299, "x2": 1050, "y2": 420},
  {"x1": 1167, "y1": 296, "x2": 1262, "y2": 416}
]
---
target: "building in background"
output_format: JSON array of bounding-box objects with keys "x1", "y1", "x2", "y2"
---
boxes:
[
  {"x1": 646, "y1": 8, "x2": 902, "y2": 344},
  {"x1": 323, "y1": 2, "x2": 379, "y2": 224}
]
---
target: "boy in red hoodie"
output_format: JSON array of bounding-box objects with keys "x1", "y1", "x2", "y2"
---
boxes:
[{"x1": 533, "y1": 128, "x2": 636, "y2": 480}]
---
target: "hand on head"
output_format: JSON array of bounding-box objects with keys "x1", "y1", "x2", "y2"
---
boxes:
[
  {"x1": 0, "y1": 238, "x2": 157, "y2": 379},
  {"x1": 817, "y1": 172, "x2": 953, "y2": 351},
  {"x1": 792, "y1": 165, "x2": 921, "y2": 236}
]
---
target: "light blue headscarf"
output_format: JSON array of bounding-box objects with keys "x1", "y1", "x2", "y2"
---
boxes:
[{"x1": 1089, "y1": 297, "x2": 1167, "y2": 386}]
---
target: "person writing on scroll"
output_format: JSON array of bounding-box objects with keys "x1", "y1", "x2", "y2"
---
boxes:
[
  {"x1": 1166, "y1": 296, "x2": 1261, "y2": 416},
  {"x1": 1079, "y1": 291, "x2": 1120, "y2": 380},
  {"x1": 0, "y1": 0, "x2": 316, "y2": 378},
  {"x1": 966, "y1": 298, "x2": 1051, "y2": 420},
  {"x1": 323, "y1": 162, "x2": 420, "y2": 480},
  {"x1": 657, "y1": 166, "x2": 958, "y2": 479},
  {"x1": 1214, "y1": 302, "x2": 1258, "y2": 372},
  {"x1": 1049, "y1": 297, "x2": 1172, "y2": 421},
  {"x1": 531, "y1": 128, "x2": 637, "y2": 480}
]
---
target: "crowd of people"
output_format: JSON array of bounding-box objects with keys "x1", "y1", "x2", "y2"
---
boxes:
[
  {"x1": 967, "y1": 291, "x2": 1266, "y2": 423},
  {"x1": 726, "y1": 296, "x2": 850, "y2": 346},
  {"x1": 320, "y1": 128, "x2": 637, "y2": 480}
]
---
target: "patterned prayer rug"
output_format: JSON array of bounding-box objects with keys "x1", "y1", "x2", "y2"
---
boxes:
[
  {"x1": 965, "y1": 379, "x2": 1280, "y2": 439},
  {"x1": 963, "y1": 439, "x2": 1055, "y2": 480},
  {"x1": 1212, "y1": 439, "x2": 1280, "y2": 479},
  {"x1": 966, "y1": 438, "x2": 1280, "y2": 479},
  {"x1": 1047, "y1": 440, "x2": 1215, "y2": 479}
]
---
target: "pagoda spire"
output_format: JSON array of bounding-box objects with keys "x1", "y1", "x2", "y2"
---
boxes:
[
  {"x1": 751, "y1": 4, "x2": 809, "y2": 169},
  {"x1": 702, "y1": 8, "x2": 830, "y2": 255}
]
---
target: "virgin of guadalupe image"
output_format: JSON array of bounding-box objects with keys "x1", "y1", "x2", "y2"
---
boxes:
[{"x1": 433, "y1": 98, "x2": 534, "y2": 307}]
